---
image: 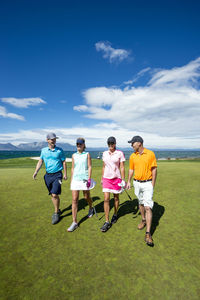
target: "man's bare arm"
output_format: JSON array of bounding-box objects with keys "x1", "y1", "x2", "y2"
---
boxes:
[
  {"x1": 63, "y1": 160, "x2": 67, "y2": 180},
  {"x1": 151, "y1": 167, "x2": 157, "y2": 187},
  {"x1": 33, "y1": 159, "x2": 43, "y2": 179},
  {"x1": 127, "y1": 169, "x2": 134, "y2": 189}
]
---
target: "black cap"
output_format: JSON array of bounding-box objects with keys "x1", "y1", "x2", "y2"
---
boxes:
[
  {"x1": 107, "y1": 136, "x2": 116, "y2": 144},
  {"x1": 128, "y1": 135, "x2": 143, "y2": 144}
]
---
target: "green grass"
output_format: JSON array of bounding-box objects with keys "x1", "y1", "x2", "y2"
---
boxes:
[{"x1": 0, "y1": 159, "x2": 200, "y2": 299}]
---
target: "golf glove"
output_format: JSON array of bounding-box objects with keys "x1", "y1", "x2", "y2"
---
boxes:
[
  {"x1": 121, "y1": 180, "x2": 126, "y2": 188},
  {"x1": 86, "y1": 179, "x2": 91, "y2": 188}
]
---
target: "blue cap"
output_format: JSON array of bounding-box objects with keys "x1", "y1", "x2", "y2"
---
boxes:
[{"x1": 76, "y1": 138, "x2": 85, "y2": 144}]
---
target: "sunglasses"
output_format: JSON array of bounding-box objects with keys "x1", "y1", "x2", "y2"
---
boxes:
[
  {"x1": 108, "y1": 142, "x2": 115, "y2": 145},
  {"x1": 77, "y1": 143, "x2": 84, "y2": 146}
]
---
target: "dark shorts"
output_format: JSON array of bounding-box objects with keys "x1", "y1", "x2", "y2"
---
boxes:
[{"x1": 44, "y1": 171, "x2": 63, "y2": 195}]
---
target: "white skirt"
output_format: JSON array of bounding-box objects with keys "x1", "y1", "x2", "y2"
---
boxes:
[
  {"x1": 70, "y1": 179, "x2": 96, "y2": 191},
  {"x1": 103, "y1": 188, "x2": 122, "y2": 194}
]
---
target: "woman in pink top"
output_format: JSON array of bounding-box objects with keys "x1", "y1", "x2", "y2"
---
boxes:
[{"x1": 101, "y1": 136, "x2": 126, "y2": 232}]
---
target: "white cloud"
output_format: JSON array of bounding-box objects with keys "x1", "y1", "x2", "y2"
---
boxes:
[
  {"x1": 148, "y1": 57, "x2": 200, "y2": 87},
  {"x1": 0, "y1": 125, "x2": 199, "y2": 149},
  {"x1": 73, "y1": 105, "x2": 88, "y2": 112},
  {"x1": 0, "y1": 97, "x2": 46, "y2": 108},
  {"x1": 95, "y1": 41, "x2": 131, "y2": 63},
  {"x1": 1, "y1": 58, "x2": 200, "y2": 149},
  {"x1": 123, "y1": 67, "x2": 151, "y2": 85},
  {"x1": 0, "y1": 106, "x2": 25, "y2": 121},
  {"x1": 74, "y1": 57, "x2": 200, "y2": 139}
]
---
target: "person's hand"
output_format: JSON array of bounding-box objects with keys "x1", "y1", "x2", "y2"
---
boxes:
[
  {"x1": 33, "y1": 172, "x2": 37, "y2": 180},
  {"x1": 86, "y1": 179, "x2": 91, "y2": 188},
  {"x1": 126, "y1": 181, "x2": 131, "y2": 190},
  {"x1": 63, "y1": 175, "x2": 68, "y2": 180}
]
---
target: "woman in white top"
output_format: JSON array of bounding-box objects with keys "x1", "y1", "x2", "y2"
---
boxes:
[
  {"x1": 67, "y1": 138, "x2": 95, "y2": 232},
  {"x1": 101, "y1": 136, "x2": 126, "y2": 232}
]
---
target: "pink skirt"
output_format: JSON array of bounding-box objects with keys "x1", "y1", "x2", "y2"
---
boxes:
[{"x1": 102, "y1": 177, "x2": 122, "y2": 193}]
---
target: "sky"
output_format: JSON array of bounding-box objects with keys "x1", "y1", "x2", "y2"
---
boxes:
[{"x1": 0, "y1": 0, "x2": 200, "y2": 149}]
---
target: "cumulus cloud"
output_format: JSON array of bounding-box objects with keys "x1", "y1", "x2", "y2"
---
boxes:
[
  {"x1": 74, "y1": 57, "x2": 200, "y2": 139},
  {"x1": 0, "y1": 97, "x2": 46, "y2": 108},
  {"x1": 0, "y1": 106, "x2": 25, "y2": 121},
  {"x1": 95, "y1": 41, "x2": 131, "y2": 63}
]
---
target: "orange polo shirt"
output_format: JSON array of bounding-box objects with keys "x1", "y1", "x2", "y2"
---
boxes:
[{"x1": 129, "y1": 148, "x2": 157, "y2": 180}]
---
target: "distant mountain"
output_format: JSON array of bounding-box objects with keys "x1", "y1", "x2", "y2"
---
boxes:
[
  {"x1": 0, "y1": 143, "x2": 18, "y2": 150},
  {"x1": 0, "y1": 142, "x2": 76, "y2": 151},
  {"x1": 17, "y1": 142, "x2": 47, "y2": 150},
  {"x1": 0, "y1": 142, "x2": 200, "y2": 152}
]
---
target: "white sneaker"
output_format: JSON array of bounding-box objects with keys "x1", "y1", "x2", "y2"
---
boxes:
[{"x1": 67, "y1": 222, "x2": 78, "y2": 232}]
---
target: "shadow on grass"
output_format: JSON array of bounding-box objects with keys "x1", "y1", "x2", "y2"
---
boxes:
[
  {"x1": 117, "y1": 198, "x2": 164, "y2": 237},
  {"x1": 60, "y1": 196, "x2": 100, "y2": 224},
  {"x1": 117, "y1": 198, "x2": 139, "y2": 219},
  {"x1": 79, "y1": 198, "x2": 116, "y2": 225},
  {"x1": 94, "y1": 198, "x2": 115, "y2": 221},
  {"x1": 151, "y1": 201, "x2": 165, "y2": 236}
]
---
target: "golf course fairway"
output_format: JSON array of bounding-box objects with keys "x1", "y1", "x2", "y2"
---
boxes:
[{"x1": 0, "y1": 158, "x2": 200, "y2": 300}]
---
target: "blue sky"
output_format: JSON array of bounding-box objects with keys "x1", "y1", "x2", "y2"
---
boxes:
[{"x1": 0, "y1": 0, "x2": 200, "y2": 148}]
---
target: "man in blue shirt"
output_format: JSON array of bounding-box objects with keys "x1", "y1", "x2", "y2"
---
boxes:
[{"x1": 33, "y1": 133, "x2": 67, "y2": 224}]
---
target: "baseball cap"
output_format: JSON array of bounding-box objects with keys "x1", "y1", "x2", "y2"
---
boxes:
[
  {"x1": 46, "y1": 132, "x2": 59, "y2": 140},
  {"x1": 128, "y1": 135, "x2": 143, "y2": 144},
  {"x1": 107, "y1": 136, "x2": 116, "y2": 144},
  {"x1": 76, "y1": 138, "x2": 85, "y2": 144}
]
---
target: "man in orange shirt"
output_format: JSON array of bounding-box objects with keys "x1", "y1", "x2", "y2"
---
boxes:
[{"x1": 126, "y1": 136, "x2": 157, "y2": 246}]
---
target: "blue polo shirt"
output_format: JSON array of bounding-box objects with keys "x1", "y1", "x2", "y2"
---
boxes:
[{"x1": 40, "y1": 146, "x2": 66, "y2": 173}]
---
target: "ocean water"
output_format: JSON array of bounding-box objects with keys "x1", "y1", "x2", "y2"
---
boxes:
[{"x1": 0, "y1": 150, "x2": 200, "y2": 160}]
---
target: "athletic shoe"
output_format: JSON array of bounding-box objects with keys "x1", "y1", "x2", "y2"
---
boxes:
[
  {"x1": 111, "y1": 214, "x2": 118, "y2": 224},
  {"x1": 137, "y1": 219, "x2": 146, "y2": 230},
  {"x1": 88, "y1": 207, "x2": 94, "y2": 218},
  {"x1": 52, "y1": 212, "x2": 60, "y2": 225},
  {"x1": 67, "y1": 222, "x2": 78, "y2": 232},
  {"x1": 145, "y1": 232, "x2": 154, "y2": 246},
  {"x1": 101, "y1": 222, "x2": 111, "y2": 232}
]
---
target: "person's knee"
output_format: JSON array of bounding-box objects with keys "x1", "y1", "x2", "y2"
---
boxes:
[
  {"x1": 52, "y1": 193, "x2": 58, "y2": 199},
  {"x1": 114, "y1": 198, "x2": 119, "y2": 203},
  {"x1": 72, "y1": 199, "x2": 78, "y2": 205},
  {"x1": 83, "y1": 191, "x2": 90, "y2": 200},
  {"x1": 104, "y1": 197, "x2": 110, "y2": 203},
  {"x1": 145, "y1": 206, "x2": 152, "y2": 212}
]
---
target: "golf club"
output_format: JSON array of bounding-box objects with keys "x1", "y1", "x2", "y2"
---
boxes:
[
  {"x1": 93, "y1": 205, "x2": 98, "y2": 217},
  {"x1": 124, "y1": 188, "x2": 133, "y2": 201},
  {"x1": 118, "y1": 182, "x2": 132, "y2": 199}
]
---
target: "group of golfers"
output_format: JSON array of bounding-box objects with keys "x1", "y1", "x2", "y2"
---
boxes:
[{"x1": 33, "y1": 132, "x2": 157, "y2": 246}]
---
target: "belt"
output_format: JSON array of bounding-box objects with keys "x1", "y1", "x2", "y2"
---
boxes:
[
  {"x1": 46, "y1": 171, "x2": 62, "y2": 175},
  {"x1": 134, "y1": 179, "x2": 152, "y2": 183}
]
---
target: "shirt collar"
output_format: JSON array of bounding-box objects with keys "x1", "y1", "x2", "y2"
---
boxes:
[
  {"x1": 108, "y1": 149, "x2": 117, "y2": 155},
  {"x1": 48, "y1": 146, "x2": 57, "y2": 151},
  {"x1": 135, "y1": 148, "x2": 147, "y2": 155}
]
